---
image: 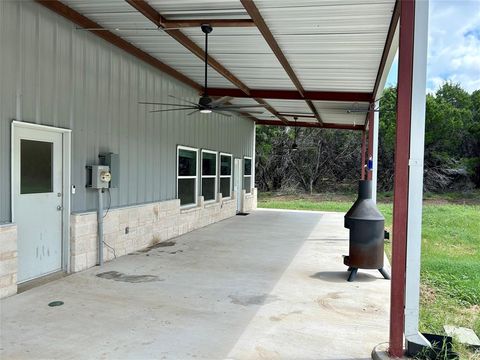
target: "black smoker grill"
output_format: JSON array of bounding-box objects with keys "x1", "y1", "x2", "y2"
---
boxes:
[{"x1": 344, "y1": 180, "x2": 390, "y2": 282}]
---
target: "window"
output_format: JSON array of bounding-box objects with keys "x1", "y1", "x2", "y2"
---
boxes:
[
  {"x1": 177, "y1": 146, "x2": 198, "y2": 206},
  {"x1": 201, "y1": 150, "x2": 217, "y2": 202},
  {"x1": 219, "y1": 153, "x2": 232, "y2": 199},
  {"x1": 21, "y1": 139, "x2": 53, "y2": 194},
  {"x1": 243, "y1": 157, "x2": 252, "y2": 194}
]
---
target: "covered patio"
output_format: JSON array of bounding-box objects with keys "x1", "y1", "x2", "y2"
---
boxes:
[
  {"x1": 0, "y1": 0, "x2": 430, "y2": 357},
  {"x1": 1, "y1": 210, "x2": 390, "y2": 359}
]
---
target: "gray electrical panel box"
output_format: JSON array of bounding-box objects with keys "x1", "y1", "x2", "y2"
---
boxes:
[
  {"x1": 91, "y1": 165, "x2": 111, "y2": 189},
  {"x1": 99, "y1": 153, "x2": 119, "y2": 188}
]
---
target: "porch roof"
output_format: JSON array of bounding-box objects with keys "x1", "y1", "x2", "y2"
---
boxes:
[{"x1": 41, "y1": 0, "x2": 399, "y2": 129}]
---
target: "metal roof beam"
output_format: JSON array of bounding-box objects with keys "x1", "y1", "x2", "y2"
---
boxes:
[
  {"x1": 256, "y1": 120, "x2": 363, "y2": 131},
  {"x1": 123, "y1": 1, "x2": 254, "y2": 29},
  {"x1": 254, "y1": 99, "x2": 289, "y2": 124},
  {"x1": 240, "y1": 0, "x2": 322, "y2": 124},
  {"x1": 207, "y1": 88, "x2": 373, "y2": 102},
  {"x1": 36, "y1": 0, "x2": 202, "y2": 91},
  {"x1": 125, "y1": 0, "x2": 251, "y2": 95},
  {"x1": 373, "y1": 0, "x2": 400, "y2": 98}
]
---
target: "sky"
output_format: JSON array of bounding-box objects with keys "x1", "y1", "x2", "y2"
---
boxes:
[{"x1": 385, "y1": 0, "x2": 480, "y2": 93}]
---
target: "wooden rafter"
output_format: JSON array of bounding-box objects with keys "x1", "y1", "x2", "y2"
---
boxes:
[{"x1": 240, "y1": 0, "x2": 323, "y2": 124}]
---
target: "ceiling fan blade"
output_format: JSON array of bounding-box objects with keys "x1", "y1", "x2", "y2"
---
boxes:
[
  {"x1": 219, "y1": 108, "x2": 265, "y2": 114},
  {"x1": 149, "y1": 107, "x2": 197, "y2": 113},
  {"x1": 187, "y1": 109, "x2": 200, "y2": 116},
  {"x1": 168, "y1": 95, "x2": 199, "y2": 106},
  {"x1": 210, "y1": 96, "x2": 233, "y2": 106},
  {"x1": 211, "y1": 109, "x2": 232, "y2": 118},
  {"x1": 215, "y1": 104, "x2": 268, "y2": 109},
  {"x1": 139, "y1": 101, "x2": 195, "y2": 107}
]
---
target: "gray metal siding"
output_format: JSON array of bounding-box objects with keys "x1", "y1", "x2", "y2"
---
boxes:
[{"x1": 0, "y1": 1, "x2": 254, "y2": 223}]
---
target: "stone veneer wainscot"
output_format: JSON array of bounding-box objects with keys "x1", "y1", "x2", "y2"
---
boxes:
[{"x1": 0, "y1": 223, "x2": 18, "y2": 298}]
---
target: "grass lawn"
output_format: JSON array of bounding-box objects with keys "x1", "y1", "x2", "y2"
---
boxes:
[{"x1": 259, "y1": 192, "x2": 480, "y2": 357}]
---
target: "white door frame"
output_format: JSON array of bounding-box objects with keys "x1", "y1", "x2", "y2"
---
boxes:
[{"x1": 11, "y1": 120, "x2": 72, "y2": 275}]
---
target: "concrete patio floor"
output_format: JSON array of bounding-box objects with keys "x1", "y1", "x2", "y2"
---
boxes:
[{"x1": 0, "y1": 209, "x2": 390, "y2": 360}]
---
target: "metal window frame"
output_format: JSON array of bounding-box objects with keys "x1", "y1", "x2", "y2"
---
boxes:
[
  {"x1": 243, "y1": 156, "x2": 253, "y2": 194},
  {"x1": 201, "y1": 149, "x2": 218, "y2": 203},
  {"x1": 219, "y1": 152, "x2": 233, "y2": 199},
  {"x1": 177, "y1": 145, "x2": 199, "y2": 208}
]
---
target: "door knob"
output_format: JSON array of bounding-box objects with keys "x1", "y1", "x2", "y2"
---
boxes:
[{"x1": 57, "y1": 205, "x2": 63, "y2": 211}]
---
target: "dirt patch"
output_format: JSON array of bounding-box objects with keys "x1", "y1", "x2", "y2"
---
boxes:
[
  {"x1": 420, "y1": 284, "x2": 437, "y2": 305},
  {"x1": 96, "y1": 271, "x2": 163, "y2": 283}
]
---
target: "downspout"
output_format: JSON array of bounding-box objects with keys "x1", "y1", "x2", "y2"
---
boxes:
[{"x1": 404, "y1": 0, "x2": 430, "y2": 353}]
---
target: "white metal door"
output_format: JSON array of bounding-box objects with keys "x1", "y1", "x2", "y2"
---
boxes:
[
  {"x1": 234, "y1": 158, "x2": 242, "y2": 212},
  {"x1": 13, "y1": 126, "x2": 63, "y2": 282}
]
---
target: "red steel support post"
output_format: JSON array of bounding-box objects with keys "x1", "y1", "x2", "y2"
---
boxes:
[
  {"x1": 389, "y1": 0, "x2": 416, "y2": 356},
  {"x1": 361, "y1": 131, "x2": 367, "y2": 180}
]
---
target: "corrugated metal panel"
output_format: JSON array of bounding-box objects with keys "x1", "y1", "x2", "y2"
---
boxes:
[
  {"x1": 314, "y1": 101, "x2": 369, "y2": 125},
  {"x1": 0, "y1": 1, "x2": 254, "y2": 223},
  {"x1": 254, "y1": 0, "x2": 395, "y2": 92},
  {"x1": 50, "y1": 0, "x2": 396, "y2": 124}
]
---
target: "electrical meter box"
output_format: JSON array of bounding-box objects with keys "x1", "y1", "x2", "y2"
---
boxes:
[
  {"x1": 91, "y1": 165, "x2": 111, "y2": 189},
  {"x1": 99, "y1": 153, "x2": 119, "y2": 188}
]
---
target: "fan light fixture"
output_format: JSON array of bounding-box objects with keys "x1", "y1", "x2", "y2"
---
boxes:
[{"x1": 200, "y1": 109, "x2": 212, "y2": 114}]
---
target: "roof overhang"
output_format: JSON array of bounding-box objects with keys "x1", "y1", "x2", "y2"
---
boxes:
[{"x1": 36, "y1": 0, "x2": 400, "y2": 131}]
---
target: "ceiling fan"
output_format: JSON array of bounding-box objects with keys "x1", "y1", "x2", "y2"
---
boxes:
[
  {"x1": 271, "y1": 117, "x2": 318, "y2": 155},
  {"x1": 138, "y1": 25, "x2": 267, "y2": 117}
]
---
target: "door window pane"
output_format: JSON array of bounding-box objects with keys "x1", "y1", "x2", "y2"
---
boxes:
[
  {"x1": 244, "y1": 158, "x2": 252, "y2": 176},
  {"x1": 220, "y1": 178, "x2": 231, "y2": 198},
  {"x1": 178, "y1": 149, "x2": 197, "y2": 176},
  {"x1": 220, "y1": 155, "x2": 232, "y2": 176},
  {"x1": 202, "y1": 178, "x2": 215, "y2": 201},
  {"x1": 21, "y1": 139, "x2": 53, "y2": 194},
  {"x1": 178, "y1": 178, "x2": 196, "y2": 205},
  {"x1": 202, "y1": 152, "x2": 217, "y2": 176}
]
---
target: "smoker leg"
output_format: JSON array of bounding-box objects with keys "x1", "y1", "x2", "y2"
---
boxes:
[
  {"x1": 347, "y1": 268, "x2": 358, "y2": 282},
  {"x1": 347, "y1": 266, "x2": 353, "y2": 271},
  {"x1": 379, "y1": 267, "x2": 391, "y2": 280}
]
